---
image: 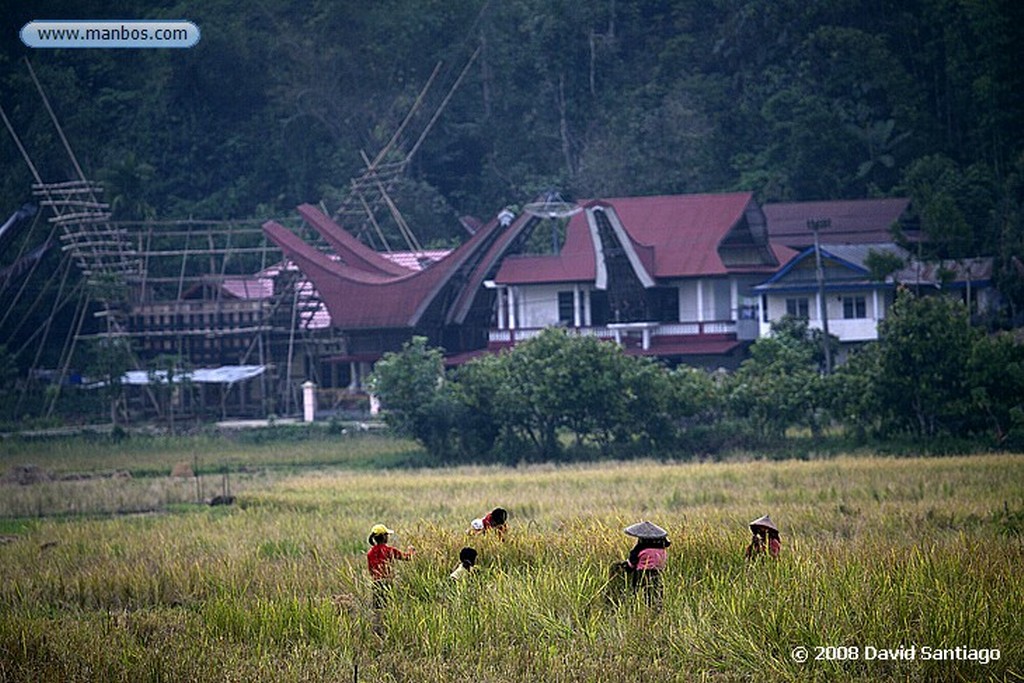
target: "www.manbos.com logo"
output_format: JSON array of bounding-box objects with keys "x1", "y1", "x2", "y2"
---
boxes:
[{"x1": 21, "y1": 20, "x2": 200, "y2": 49}]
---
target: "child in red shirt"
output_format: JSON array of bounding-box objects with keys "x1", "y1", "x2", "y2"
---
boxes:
[
  {"x1": 366, "y1": 523, "x2": 414, "y2": 609},
  {"x1": 468, "y1": 507, "x2": 508, "y2": 539}
]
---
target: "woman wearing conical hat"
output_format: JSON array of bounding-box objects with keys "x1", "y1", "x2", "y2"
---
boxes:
[
  {"x1": 745, "y1": 514, "x2": 781, "y2": 559},
  {"x1": 620, "y1": 520, "x2": 671, "y2": 607}
]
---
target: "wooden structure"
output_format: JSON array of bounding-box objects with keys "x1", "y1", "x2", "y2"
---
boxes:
[{"x1": 1, "y1": 47, "x2": 482, "y2": 422}]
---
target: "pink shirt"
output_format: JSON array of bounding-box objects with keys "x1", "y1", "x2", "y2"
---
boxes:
[{"x1": 631, "y1": 547, "x2": 667, "y2": 571}]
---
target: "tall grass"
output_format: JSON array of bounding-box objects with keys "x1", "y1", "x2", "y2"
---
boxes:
[
  {"x1": 1, "y1": 454, "x2": 1022, "y2": 681},
  {"x1": 0, "y1": 429, "x2": 425, "y2": 477}
]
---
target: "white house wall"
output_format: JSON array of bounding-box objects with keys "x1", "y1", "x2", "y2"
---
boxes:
[
  {"x1": 679, "y1": 281, "x2": 699, "y2": 321},
  {"x1": 760, "y1": 289, "x2": 891, "y2": 341},
  {"x1": 712, "y1": 280, "x2": 731, "y2": 319},
  {"x1": 511, "y1": 284, "x2": 566, "y2": 329},
  {"x1": 675, "y1": 278, "x2": 740, "y2": 323}
]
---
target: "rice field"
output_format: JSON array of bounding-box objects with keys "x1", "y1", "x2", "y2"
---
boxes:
[{"x1": 1, "y1": 445, "x2": 1022, "y2": 681}]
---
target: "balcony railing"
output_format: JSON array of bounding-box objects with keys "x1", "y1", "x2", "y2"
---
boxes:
[{"x1": 488, "y1": 320, "x2": 737, "y2": 348}]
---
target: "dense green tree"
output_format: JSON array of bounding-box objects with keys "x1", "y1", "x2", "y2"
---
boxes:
[
  {"x1": 899, "y1": 155, "x2": 1000, "y2": 258},
  {"x1": 726, "y1": 318, "x2": 824, "y2": 439},
  {"x1": 368, "y1": 336, "x2": 445, "y2": 436},
  {"x1": 81, "y1": 336, "x2": 133, "y2": 426},
  {"x1": 864, "y1": 249, "x2": 907, "y2": 282},
  {"x1": 613, "y1": 356, "x2": 680, "y2": 450},
  {"x1": 494, "y1": 328, "x2": 691, "y2": 456},
  {"x1": 375, "y1": 329, "x2": 710, "y2": 461},
  {"x1": 967, "y1": 331, "x2": 1024, "y2": 445},
  {"x1": 991, "y1": 153, "x2": 1024, "y2": 325},
  {"x1": 668, "y1": 364, "x2": 723, "y2": 423},
  {"x1": 3, "y1": 0, "x2": 1021, "y2": 232},
  {"x1": 826, "y1": 342, "x2": 884, "y2": 441},
  {"x1": 495, "y1": 329, "x2": 577, "y2": 459},
  {"x1": 449, "y1": 352, "x2": 506, "y2": 460},
  {"x1": 873, "y1": 290, "x2": 979, "y2": 437}
]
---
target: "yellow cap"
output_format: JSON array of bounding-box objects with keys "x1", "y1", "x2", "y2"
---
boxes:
[{"x1": 370, "y1": 524, "x2": 393, "y2": 536}]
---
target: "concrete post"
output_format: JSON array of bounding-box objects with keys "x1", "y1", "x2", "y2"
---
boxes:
[{"x1": 302, "y1": 380, "x2": 316, "y2": 422}]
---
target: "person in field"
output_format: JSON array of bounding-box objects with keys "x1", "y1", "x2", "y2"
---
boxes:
[
  {"x1": 449, "y1": 546, "x2": 478, "y2": 581},
  {"x1": 619, "y1": 520, "x2": 671, "y2": 607},
  {"x1": 366, "y1": 523, "x2": 414, "y2": 609},
  {"x1": 745, "y1": 514, "x2": 781, "y2": 560},
  {"x1": 468, "y1": 507, "x2": 508, "y2": 539}
]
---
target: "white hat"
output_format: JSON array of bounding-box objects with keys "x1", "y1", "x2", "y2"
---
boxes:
[{"x1": 624, "y1": 520, "x2": 668, "y2": 539}]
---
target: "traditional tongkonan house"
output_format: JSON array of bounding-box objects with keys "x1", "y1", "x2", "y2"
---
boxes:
[
  {"x1": 477, "y1": 193, "x2": 797, "y2": 369},
  {"x1": 263, "y1": 192, "x2": 799, "y2": 383}
]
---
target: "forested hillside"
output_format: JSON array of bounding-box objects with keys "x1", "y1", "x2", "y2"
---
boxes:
[{"x1": 2, "y1": 0, "x2": 1022, "y2": 263}]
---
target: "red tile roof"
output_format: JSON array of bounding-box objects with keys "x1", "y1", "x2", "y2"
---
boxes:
[
  {"x1": 494, "y1": 192, "x2": 781, "y2": 285},
  {"x1": 442, "y1": 336, "x2": 744, "y2": 366},
  {"x1": 598, "y1": 194, "x2": 758, "y2": 277},
  {"x1": 628, "y1": 337, "x2": 743, "y2": 357}
]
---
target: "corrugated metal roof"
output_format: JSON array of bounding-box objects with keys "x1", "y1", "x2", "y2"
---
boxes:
[
  {"x1": 382, "y1": 250, "x2": 450, "y2": 270},
  {"x1": 120, "y1": 365, "x2": 266, "y2": 385},
  {"x1": 894, "y1": 257, "x2": 993, "y2": 285},
  {"x1": 821, "y1": 243, "x2": 908, "y2": 269},
  {"x1": 764, "y1": 198, "x2": 912, "y2": 248},
  {"x1": 221, "y1": 277, "x2": 274, "y2": 299}
]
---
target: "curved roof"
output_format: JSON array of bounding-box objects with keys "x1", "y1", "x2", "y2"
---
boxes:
[
  {"x1": 296, "y1": 204, "x2": 413, "y2": 276},
  {"x1": 264, "y1": 208, "x2": 537, "y2": 329}
]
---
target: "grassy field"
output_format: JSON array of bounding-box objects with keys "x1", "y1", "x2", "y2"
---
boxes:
[{"x1": 0, "y1": 437, "x2": 1022, "y2": 681}]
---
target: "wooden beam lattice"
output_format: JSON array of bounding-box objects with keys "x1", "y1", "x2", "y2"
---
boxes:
[
  {"x1": 32, "y1": 179, "x2": 142, "y2": 285},
  {"x1": 333, "y1": 45, "x2": 480, "y2": 255}
]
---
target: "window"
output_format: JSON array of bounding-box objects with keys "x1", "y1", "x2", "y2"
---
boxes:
[
  {"x1": 652, "y1": 287, "x2": 679, "y2": 322},
  {"x1": 590, "y1": 290, "x2": 609, "y2": 326},
  {"x1": 557, "y1": 291, "x2": 574, "y2": 324},
  {"x1": 843, "y1": 296, "x2": 866, "y2": 319},
  {"x1": 785, "y1": 297, "x2": 809, "y2": 319}
]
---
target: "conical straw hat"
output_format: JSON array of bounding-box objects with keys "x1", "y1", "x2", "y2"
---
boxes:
[
  {"x1": 748, "y1": 514, "x2": 778, "y2": 533},
  {"x1": 624, "y1": 520, "x2": 668, "y2": 539}
]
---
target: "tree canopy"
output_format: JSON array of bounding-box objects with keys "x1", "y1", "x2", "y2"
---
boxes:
[{"x1": 1, "y1": 0, "x2": 1020, "y2": 255}]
